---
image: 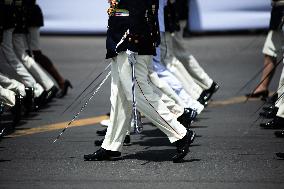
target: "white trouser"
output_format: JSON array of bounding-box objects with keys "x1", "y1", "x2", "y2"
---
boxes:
[
  {"x1": 150, "y1": 81, "x2": 184, "y2": 117},
  {"x1": 27, "y1": 27, "x2": 41, "y2": 51},
  {"x1": 160, "y1": 32, "x2": 203, "y2": 99},
  {"x1": 0, "y1": 50, "x2": 23, "y2": 82},
  {"x1": 152, "y1": 61, "x2": 204, "y2": 114},
  {"x1": 172, "y1": 21, "x2": 213, "y2": 89},
  {"x1": 149, "y1": 72, "x2": 186, "y2": 108},
  {"x1": 0, "y1": 73, "x2": 26, "y2": 97},
  {"x1": 101, "y1": 52, "x2": 187, "y2": 152},
  {"x1": 276, "y1": 93, "x2": 284, "y2": 118},
  {"x1": 13, "y1": 34, "x2": 54, "y2": 91},
  {"x1": 262, "y1": 30, "x2": 284, "y2": 58},
  {"x1": 0, "y1": 86, "x2": 16, "y2": 107},
  {"x1": 1, "y1": 29, "x2": 44, "y2": 97},
  {"x1": 276, "y1": 65, "x2": 284, "y2": 108}
]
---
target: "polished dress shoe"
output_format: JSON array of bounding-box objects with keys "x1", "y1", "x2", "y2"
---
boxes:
[
  {"x1": 0, "y1": 103, "x2": 4, "y2": 114},
  {"x1": 245, "y1": 90, "x2": 269, "y2": 100},
  {"x1": 275, "y1": 152, "x2": 284, "y2": 159},
  {"x1": 274, "y1": 130, "x2": 284, "y2": 138},
  {"x1": 206, "y1": 82, "x2": 220, "y2": 101},
  {"x1": 259, "y1": 107, "x2": 278, "y2": 119},
  {"x1": 46, "y1": 86, "x2": 59, "y2": 102},
  {"x1": 172, "y1": 130, "x2": 194, "y2": 163},
  {"x1": 263, "y1": 105, "x2": 275, "y2": 112},
  {"x1": 187, "y1": 130, "x2": 196, "y2": 145},
  {"x1": 0, "y1": 104, "x2": 5, "y2": 138},
  {"x1": 57, "y1": 80, "x2": 73, "y2": 98},
  {"x1": 0, "y1": 126, "x2": 5, "y2": 138},
  {"x1": 84, "y1": 148, "x2": 121, "y2": 161},
  {"x1": 197, "y1": 90, "x2": 210, "y2": 106},
  {"x1": 24, "y1": 87, "x2": 35, "y2": 113},
  {"x1": 96, "y1": 128, "x2": 107, "y2": 136},
  {"x1": 260, "y1": 116, "x2": 284, "y2": 129},
  {"x1": 34, "y1": 91, "x2": 48, "y2": 108},
  {"x1": 11, "y1": 94, "x2": 23, "y2": 125},
  {"x1": 123, "y1": 135, "x2": 131, "y2": 146},
  {"x1": 266, "y1": 93, "x2": 278, "y2": 104},
  {"x1": 197, "y1": 82, "x2": 220, "y2": 105},
  {"x1": 94, "y1": 135, "x2": 131, "y2": 146},
  {"x1": 94, "y1": 139, "x2": 104, "y2": 146},
  {"x1": 177, "y1": 108, "x2": 197, "y2": 128}
]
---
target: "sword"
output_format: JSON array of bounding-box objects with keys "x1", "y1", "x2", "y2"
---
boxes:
[
  {"x1": 127, "y1": 50, "x2": 143, "y2": 134},
  {"x1": 53, "y1": 71, "x2": 111, "y2": 143},
  {"x1": 61, "y1": 63, "x2": 111, "y2": 114}
]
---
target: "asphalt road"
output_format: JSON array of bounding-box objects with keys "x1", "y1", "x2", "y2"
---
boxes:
[{"x1": 0, "y1": 34, "x2": 284, "y2": 189}]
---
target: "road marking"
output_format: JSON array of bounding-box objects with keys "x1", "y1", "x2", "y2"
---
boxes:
[
  {"x1": 7, "y1": 95, "x2": 262, "y2": 138},
  {"x1": 8, "y1": 115, "x2": 109, "y2": 138},
  {"x1": 209, "y1": 96, "x2": 258, "y2": 107}
]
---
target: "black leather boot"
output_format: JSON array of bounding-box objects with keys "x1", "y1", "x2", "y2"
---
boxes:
[
  {"x1": 96, "y1": 128, "x2": 107, "y2": 136},
  {"x1": 259, "y1": 107, "x2": 278, "y2": 119},
  {"x1": 11, "y1": 94, "x2": 23, "y2": 125},
  {"x1": 177, "y1": 108, "x2": 197, "y2": 128},
  {"x1": 260, "y1": 116, "x2": 284, "y2": 129},
  {"x1": 172, "y1": 129, "x2": 195, "y2": 163}
]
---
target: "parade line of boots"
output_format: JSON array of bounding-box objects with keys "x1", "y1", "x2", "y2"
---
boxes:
[{"x1": 84, "y1": 107, "x2": 198, "y2": 163}]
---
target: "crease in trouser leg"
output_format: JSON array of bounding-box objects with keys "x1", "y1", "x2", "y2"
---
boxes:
[
  {"x1": 102, "y1": 58, "x2": 132, "y2": 152},
  {"x1": 13, "y1": 34, "x2": 55, "y2": 91},
  {"x1": 120, "y1": 53, "x2": 187, "y2": 143},
  {"x1": 1, "y1": 29, "x2": 38, "y2": 88}
]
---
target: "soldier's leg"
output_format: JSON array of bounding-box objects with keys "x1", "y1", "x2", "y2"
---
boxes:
[
  {"x1": 101, "y1": 57, "x2": 133, "y2": 152},
  {"x1": 172, "y1": 21, "x2": 213, "y2": 89},
  {"x1": 118, "y1": 52, "x2": 187, "y2": 143},
  {"x1": 153, "y1": 63, "x2": 204, "y2": 113},
  {"x1": 276, "y1": 65, "x2": 284, "y2": 109},
  {"x1": 0, "y1": 86, "x2": 16, "y2": 107},
  {"x1": 0, "y1": 73, "x2": 26, "y2": 97},
  {"x1": 160, "y1": 32, "x2": 203, "y2": 100},
  {"x1": 0, "y1": 50, "x2": 23, "y2": 82},
  {"x1": 28, "y1": 27, "x2": 66, "y2": 89},
  {"x1": 254, "y1": 31, "x2": 284, "y2": 95},
  {"x1": 150, "y1": 81, "x2": 184, "y2": 117},
  {"x1": 12, "y1": 33, "x2": 55, "y2": 91},
  {"x1": 1, "y1": 29, "x2": 44, "y2": 97}
]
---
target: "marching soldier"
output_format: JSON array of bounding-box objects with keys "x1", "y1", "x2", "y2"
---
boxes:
[
  {"x1": 26, "y1": 0, "x2": 72, "y2": 98},
  {"x1": 84, "y1": 0, "x2": 195, "y2": 163},
  {"x1": 258, "y1": 0, "x2": 284, "y2": 127},
  {"x1": 246, "y1": 0, "x2": 284, "y2": 100},
  {"x1": 173, "y1": 0, "x2": 219, "y2": 100},
  {"x1": 0, "y1": 0, "x2": 45, "y2": 99},
  {"x1": 12, "y1": 0, "x2": 58, "y2": 101},
  {"x1": 161, "y1": 0, "x2": 219, "y2": 104}
]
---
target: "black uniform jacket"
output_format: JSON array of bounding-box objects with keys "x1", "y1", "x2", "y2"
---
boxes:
[
  {"x1": 106, "y1": 0, "x2": 160, "y2": 59},
  {"x1": 164, "y1": 1, "x2": 180, "y2": 33},
  {"x1": 26, "y1": 0, "x2": 44, "y2": 27},
  {"x1": 0, "y1": 0, "x2": 17, "y2": 31},
  {"x1": 269, "y1": 5, "x2": 284, "y2": 30}
]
